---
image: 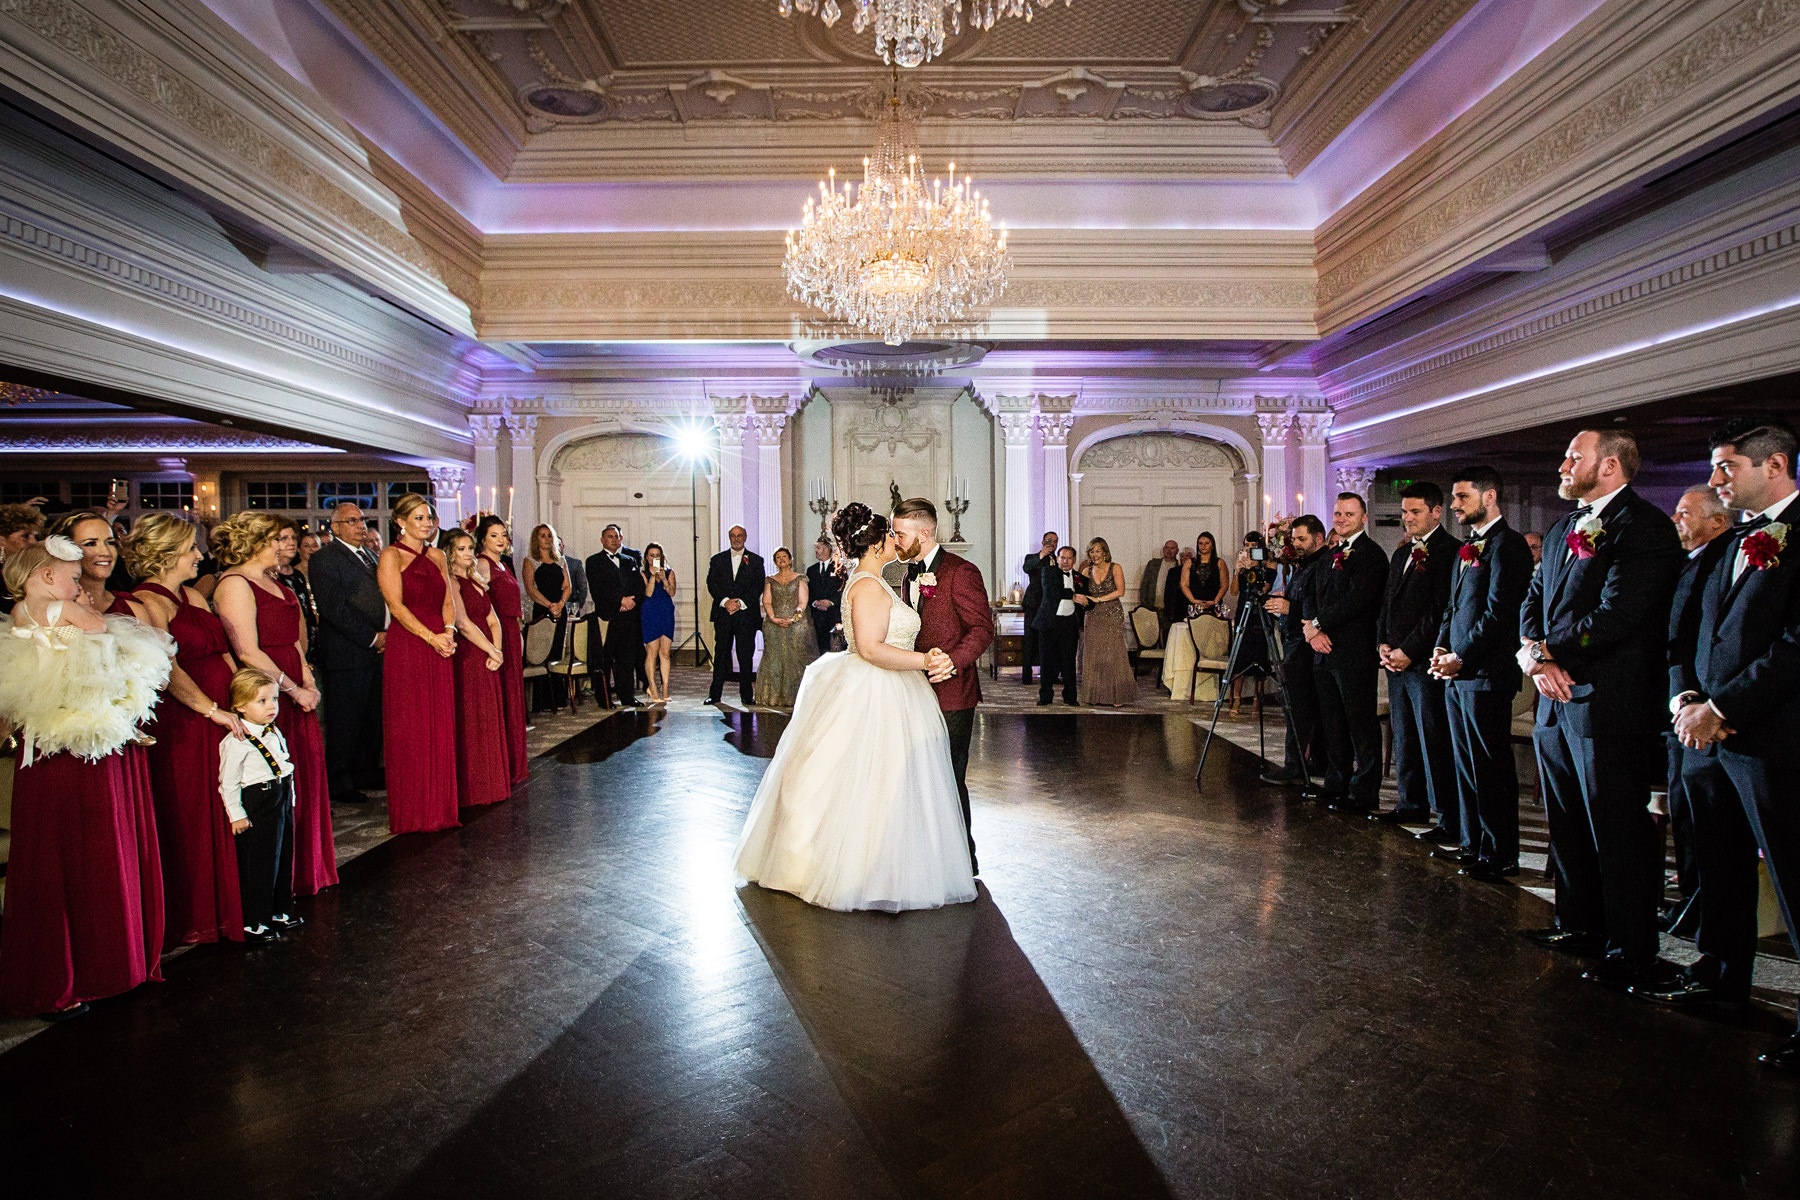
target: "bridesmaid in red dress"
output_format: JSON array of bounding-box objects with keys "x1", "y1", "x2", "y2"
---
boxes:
[
  {"x1": 0, "y1": 538, "x2": 173, "y2": 1019},
  {"x1": 475, "y1": 514, "x2": 530, "y2": 784},
  {"x1": 211, "y1": 512, "x2": 338, "y2": 898},
  {"x1": 442, "y1": 527, "x2": 511, "y2": 807},
  {"x1": 125, "y1": 513, "x2": 249, "y2": 946},
  {"x1": 48, "y1": 509, "x2": 148, "y2": 623},
  {"x1": 380, "y1": 494, "x2": 461, "y2": 833}
]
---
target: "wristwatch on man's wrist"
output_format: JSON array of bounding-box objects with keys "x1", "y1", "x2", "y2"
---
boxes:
[{"x1": 1527, "y1": 641, "x2": 1552, "y2": 664}]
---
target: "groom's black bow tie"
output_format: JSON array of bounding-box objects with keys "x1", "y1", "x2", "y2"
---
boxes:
[
  {"x1": 1571, "y1": 504, "x2": 1592, "y2": 519},
  {"x1": 905, "y1": 560, "x2": 925, "y2": 579},
  {"x1": 1739, "y1": 514, "x2": 1774, "y2": 534}
]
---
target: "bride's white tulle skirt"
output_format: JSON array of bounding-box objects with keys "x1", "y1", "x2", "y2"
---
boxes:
[{"x1": 733, "y1": 650, "x2": 977, "y2": 913}]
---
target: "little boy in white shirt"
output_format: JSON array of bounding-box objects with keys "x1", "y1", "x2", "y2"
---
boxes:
[{"x1": 219, "y1": 667, "x2": 297, "y2": 943}]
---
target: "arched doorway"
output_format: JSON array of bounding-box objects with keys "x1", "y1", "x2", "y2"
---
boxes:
[{"x1": 1074, "y1": 433, "x2": 1243, "y2": 580}]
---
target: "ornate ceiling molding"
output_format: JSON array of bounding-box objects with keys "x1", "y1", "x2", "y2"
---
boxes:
[
  {"x1": 0, "y1": 428, "x2": 340, "y2": 453},
  {"x1": 1314, "y1": 0, "x2": 1800, "y2": 330}
]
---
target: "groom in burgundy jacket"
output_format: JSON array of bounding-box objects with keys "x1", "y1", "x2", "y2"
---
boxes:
[{"x1": 892, "y1": 497, "x2": 996, "y2": 873}]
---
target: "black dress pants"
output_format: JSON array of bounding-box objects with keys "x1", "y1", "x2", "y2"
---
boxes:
[
  {"x1": 710, "y1": 611, "x2": 758, "y2": 703},
  {"x1": 1533, "y1": 710, "x2": 1663, "y2": 967},
  {"x1": 1447, "y1": 686, "x2": 1517, "y2": 864},
  {"x1": 234, "y1": 776, "x2": 294, "y2": 929},
  {"x1": 943, "y1": 706, "x2": 977, "y2": 870},
  {"x1": 1021, "y1": 605, "x2": 1041, "y2": 682},
  {"x1": 1037, "y1": 616, "x2": 1079, "y2": 703},
  {"x1": 1278, "y1": 646, "x2": 1320, "y2": 775},
  {"x1": 602, "y1": 611, "x2": 642, "y2": 705},
  {"x1": 322, "y1": 663, "x2": 382, "y2": 800},
  {"x1": 1665, "y1": 735, "x2": 1697, "y2": 900},
  {"x1": 1678, "y1": 749, "x2": 1763, "y2": 996},
  {"x1": 810, "y1": 610, "x2": 836, "y2": 655},
  {"x1": 1314, "y1": 657, "x2": 1381, "y2": 803},
  {"x1": 1389, "y1": 668, "x2": 1455, "y2": 821}
]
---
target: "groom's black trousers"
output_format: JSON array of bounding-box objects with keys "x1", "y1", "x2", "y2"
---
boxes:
[{"x1": 943, "y1": 706, "x2": 977, "y2": 870}]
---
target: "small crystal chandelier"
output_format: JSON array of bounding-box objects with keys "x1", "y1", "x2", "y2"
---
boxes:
[
  {"x1": 784, "y1": 80, "x2": 1010, "y2": 346},
  {"x1": 777, "y1": 0, "x2": 1072, "y2": 68}
]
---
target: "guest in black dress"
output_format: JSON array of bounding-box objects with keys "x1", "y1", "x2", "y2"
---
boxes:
[
  {"x1": 523, "y1": 523, "x2": 573, "y2": 711},
  {"x1": 1229, "y1": 531, "x2": 1277, "y2": 714},
  {"x1": 1181, "y1": 533, "x2": 1228, "y2": 619}
]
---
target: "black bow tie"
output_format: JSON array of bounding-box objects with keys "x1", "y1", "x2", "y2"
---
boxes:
[
  {"x1": 1739, "y1": 514, "x2": 1774, "y2": 534},
  {"x1": 1571, "y1": 504, "x2": 1593, "y2": 519},
  {"x1": 905, "y1": 560, "x2": 925, "y2": 579}
]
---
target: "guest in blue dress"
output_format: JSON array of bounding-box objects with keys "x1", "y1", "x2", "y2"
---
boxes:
[{"x1": 640, "y1": 542, "x2": 678, "y2": 703}]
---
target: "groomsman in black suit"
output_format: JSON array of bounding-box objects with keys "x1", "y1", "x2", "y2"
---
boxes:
[
  {"x1": 1649, "y1": 420, "x2": 1800, "y2": 1075},
  {"x1": 806, "y1": 537, "x2": 841, "y2": 654},
  {"x1": 1373, "y1": 482, "x2": 1460, "y2": 829},
  {"x1": 1259, "y1": 515, "x2": 1327, "y2": 791},
  {"x1": 1032, "y1": 545, "x2": 1087, "y2": 705},
  {"x1": 706, "y1": 525, "x2": 764, "y2": 706},
  {"x1": 311, "y1": 503, "x2": 386, "y2": 804},
  {"x1": 1299, "y1": 493, "x2": 1387, "y2": 812},
  {"x1": 1519, "y1": 429, "x2": 1683, "y2": 990},
  {"x1": 1659, "y1": 487, "x2": 1735, "y2": 933},
  {"x1": 1020, "y1": 532, "x2": 1059, "y2": 683},
  {"x1": 1428, "y1": 468, "x2": 1534, "y2": 874},
  {"x1": 586, "y1": 523, "x2": 645, "y2": 709}
]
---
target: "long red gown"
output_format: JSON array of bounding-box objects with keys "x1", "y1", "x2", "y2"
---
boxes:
[
  {"x1": 384, "y1": 543, "x2": 461, "y2": 833},
  {"x1": 0, "y1": 605, "x2": 165, "y2": 1017},
  {"x1": 453, "y1": 576, "x2": 512, "y2": 807},
  {"x1": 136, "y1": 581, "x2": 244, "y2": 946},
  {"x1": 247, "y1": 579, "x2": 338, "y2": 895},
  {"x1": 486, "y1": 556, "x2": 530, "y2": 784}
]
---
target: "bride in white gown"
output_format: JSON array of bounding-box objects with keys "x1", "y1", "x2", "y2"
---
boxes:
[{"x1": 733, "y1": 503, "x2": 978, "y2": 913}]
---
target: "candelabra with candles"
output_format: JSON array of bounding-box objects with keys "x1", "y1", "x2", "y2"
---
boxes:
[
  {"x1": 808, "y1": 477, "x2": 838, "y2": 538},
  {"x1": 943, "y1": 476, "x2": 969, "y2": 543}
]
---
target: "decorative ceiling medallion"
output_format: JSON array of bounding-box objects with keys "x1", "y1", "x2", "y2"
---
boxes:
[
  {"x1": 521, "y1": 85, "x2": 613, "y2": 121},
  {"x1": 1181, "y1": 80, "x2": 1277, "y2": 119},
  {"x1": 793, "y1": 337, "x2": 989, "y2": 376},
  {"x1": 778, "y1": 0, "x2": 1073, "y2": 69}
]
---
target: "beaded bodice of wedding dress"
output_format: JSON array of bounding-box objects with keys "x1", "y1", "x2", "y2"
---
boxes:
[{"x1": 841, "y1": 569, "x2": 919, "y2": 655}]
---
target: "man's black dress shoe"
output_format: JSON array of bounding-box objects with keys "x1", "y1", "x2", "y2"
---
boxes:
[
  {"x1": 1431, "y1": 846, "x2": 1476, "y2": 865},
  {"x1": 1259, "y1": 767, "x2": 1301, "y2": 786},
  {"x1": 1461, "y1": 861, "x2": 1520, "y2": 882},
  {"x1": 1517, "y1": 927, "x2": 1605, "y2": 956},
  {"x1": 243, "y1": 925, "x2": 282, "y2": 945},
  {"x1": 1416, "y1": 826, "x2": 1458, "y2": 845},
  {"x1": 1583, "y1": 956, "x2": 1682, "y2": 992},
  {"x1": 1759, "y1": 1034, "x2": 1800, "y2": 1073},
  {"x1": 1036, "y1": 696, "x2": 1052, "y2": 706},
  {"x1": 703, "y1": 696, "x2": 720, "y2": 705},
  {"x1": 271, "y1": 912, "x2": 304, "y2": 930},
  {"x1": 1329, "y1": 800, "x2": 1376, "y2": 814},
  {"x1": 1372, "y1": 808, "x2": 1429, "y2": 824},
  {"x1": 1630, "y1": 975, "x2": 1748, "y2": 1006}
]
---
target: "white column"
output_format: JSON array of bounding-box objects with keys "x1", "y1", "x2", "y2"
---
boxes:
[
  {"x1": 426, "y1": 464, "x2": 467, "y2": 524},
  {"x1": 715, "y1": 413, "x2": 749, "y2": 544},
  {"x1": 1295, "y1": 412, "x2": 1335, "y2": 519},
  {"x1": 504, "y1": 412, "x2": 539, "y2": 537},
  {"x1": 753, "y1": 412, "x2": 788, "y2": 554},
  {"x1": 1067, "y1": 471, "x2": 1085, "y2": 544},
  {"x1": 468, "y1": 414, "x2": 503, "y2": 518},
  {"x1": 1038, "y1": 412, "x2": 1074, "y2": 546},
  {"x1": 1256, "y1": 412, "x2": 1291, "y2": 523},
  {"x1": 999, "y1": 412, "x2": 1034, "y2": 593},
  {"x1": 1336, "y1": 465, "x2": 1378, "y2": 503},
  {"x1": 1240, "y1": 470, "x2": 1261, "y2": 536}
]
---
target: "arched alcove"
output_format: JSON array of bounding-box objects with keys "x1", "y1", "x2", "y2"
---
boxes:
[{"x1": 1072, "y1": 431, "x2": 1246, "y2": 574}]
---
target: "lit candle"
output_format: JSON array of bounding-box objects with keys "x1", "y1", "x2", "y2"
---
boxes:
[
  {"x1": 1263, "y1": 493, "x2": 1271, "y2": 524},
  {"x1": 507, "y1": 485, "x2": 514, "y2": 523},
  {"x1": 454, "y1": 492, "x2": 463, "y2": 522}
]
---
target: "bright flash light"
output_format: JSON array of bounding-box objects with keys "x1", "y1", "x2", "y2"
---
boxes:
[{"x1": 672, "y1": 423, "x2": 713, "y2": 464}]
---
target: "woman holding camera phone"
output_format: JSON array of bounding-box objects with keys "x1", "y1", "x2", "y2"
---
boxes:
[{"x1": 1228, "y1": 531, "x2": 1277, "y2": 715}]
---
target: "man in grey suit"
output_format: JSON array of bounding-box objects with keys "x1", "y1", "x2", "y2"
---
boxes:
[{"x1": 311, "y1": 503, "x2": 387, "y2": 805}]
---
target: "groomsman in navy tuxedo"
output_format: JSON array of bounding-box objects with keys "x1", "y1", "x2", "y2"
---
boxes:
[
  {"x1": 1428, "y1": 468, "x2": 1533, "y2": 875},
  {"x1": 1518, "y1": 429, "x2": 1683, "y2": 990},
  {"x1": 1259, "y1": 515, "x2": 1327, "y2": 792},
  {"x1": 1373, "y1": 482, "x2": 1460, "y2": 830},
  {"x1": 1299, "y1": 493, "x2": 1387, "y2": 812},
  {"x1": 1648, "y1": 420, "x2": 1800, "y2": 1074}
]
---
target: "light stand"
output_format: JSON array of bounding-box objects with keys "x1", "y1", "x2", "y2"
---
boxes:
[{"x1": 672, "y1": 449, "x2": 711, "y2": 669}]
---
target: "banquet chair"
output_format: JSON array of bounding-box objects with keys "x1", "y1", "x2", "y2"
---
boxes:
[{"x1": 1129, "y1": 606, "x2": 1164, "y2": 678}]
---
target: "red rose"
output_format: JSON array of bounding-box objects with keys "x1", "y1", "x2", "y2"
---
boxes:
[
  {"x1": 1409, "y1": 544, "x2": 1428, "y2": 568},
  {"x1": 1458, "y1": 543, "x2": 1481, "y2": 564},
  {"x1": 1742, "y1": 530, "x2": 1782, "y2": 571},
  {"x1": 1332, "y1": 548, "x2": 1347, "y2": 570},
  {"x1": 919, "y1": 583, "x2": 937, "y2": 598},
  {"x1": 1565, "y1": 529, "x2": 1598, "y2": 559}
]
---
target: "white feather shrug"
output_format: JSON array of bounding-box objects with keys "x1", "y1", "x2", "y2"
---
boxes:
[{"x1": 0, "y1": 612, "x2": 174, "y2": 762}]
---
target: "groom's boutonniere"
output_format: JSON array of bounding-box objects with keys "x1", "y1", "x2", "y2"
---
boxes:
[
  {"x1": 1743, "y1": 522, "x2": 1789, "y2": 571},
  {"x1": 917, "y1": 571, "x2": 938, "y2": 599},
  {"x1": 1459, "y1": 540, "x2": 1486, "y2": 565},
  {"x1": 1565, "y1": 511, "x2": 1605, "y2": 560}
]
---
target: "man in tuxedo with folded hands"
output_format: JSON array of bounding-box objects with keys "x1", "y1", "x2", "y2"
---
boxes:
[
  {"x1": 1519, "y1": 429, "x2": 1683, "y2": 991},
  {"x1": 1373, "y1": 482, "x2": 1460, "y2": 830},
  {"x1": 1033, "y1": 545, "x2": 1087, "y2": 706},
  {"x1": 707, "y1": 525, "x2": 764, "y2": 706},
  {"x1": 1299, "y1": 493, "x2": 1387, "y2": 812},
  {"x1": 586, "y1": 523, "x2": 644, "y2": 708},
  {"x1": 1428, "y1": 468, "x2": 1533, "y2": 874},
  {"x1": 1650, "y1": 420, "x2": 1800, "y2": 1074}
]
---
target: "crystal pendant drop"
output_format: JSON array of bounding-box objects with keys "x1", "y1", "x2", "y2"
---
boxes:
[
  {"x1": 894, "y1": 35, "x2": 925, "y2": 68},
  {"x1": 821, "y1": 0, "x2": 841, "y2": 26}
]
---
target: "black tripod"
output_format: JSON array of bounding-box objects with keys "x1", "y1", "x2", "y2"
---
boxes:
[{"x1": 1194, "y1": 592, "x2": 1313, "y2": 791}]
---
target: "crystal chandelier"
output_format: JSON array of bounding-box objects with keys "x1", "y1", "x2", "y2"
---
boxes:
[
  {"x1": 784, "y1": 86, "x2": 1010, "y2": 346},
  {"x1": 777, "y1": 0, "x2": 1072, "y2": 69}
]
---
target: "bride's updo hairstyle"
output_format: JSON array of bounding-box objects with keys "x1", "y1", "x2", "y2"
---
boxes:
[{"x1": 830, "y1": 502, "x2": 889, "y2": 569}]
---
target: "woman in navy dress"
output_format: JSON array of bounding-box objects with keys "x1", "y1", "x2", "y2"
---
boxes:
[{"x1": 639, "y1": 541, "x2": 677, "y2": 703}]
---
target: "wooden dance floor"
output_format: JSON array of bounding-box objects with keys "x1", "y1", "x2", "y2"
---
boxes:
[{"x1": 2, "y1": 711, "x2": 1797, "y2": 1198}]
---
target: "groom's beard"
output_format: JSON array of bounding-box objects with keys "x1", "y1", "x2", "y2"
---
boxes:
[{"x1": 896, "y1": 540, "x2": 920, "y2": 561}]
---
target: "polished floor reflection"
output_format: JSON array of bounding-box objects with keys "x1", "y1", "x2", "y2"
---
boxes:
[{"x1": 0, "y1": 710, "x2": 1796, "y2": 1198}]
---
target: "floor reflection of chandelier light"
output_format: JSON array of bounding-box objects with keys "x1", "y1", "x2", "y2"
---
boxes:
[
  {"x1": 777, "y1": 0, "x2": 1072, "y2": 68},
  {"x1": 783, "y1": 90, "x2": 1010, "y2": 346}
]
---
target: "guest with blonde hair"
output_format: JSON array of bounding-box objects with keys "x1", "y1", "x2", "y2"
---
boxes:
[
  {"x1": 219, "y1": 666, "x2": 295, "y2": 943},
  {"x1": 379, "y1": 493, "x2": 461, "y2": 832},
  {"x1": 211, "y1": 510, "x2": 337, "y2": 899},
  {"x1": 47, "y1": 509, "x2": 145, "y2": 620},
  {"x1": 1078, "y1": 537, "x2": 1135, "y2": 706},
  {"x1": 441, "y1": 527, "x2": 509, "y2": 808},
  {"x1": 523, "y1": 521, "x2": 573, "y2": 710},
  {"x1": 124, "y1": 512, "x2": 249, "y2": 947}
]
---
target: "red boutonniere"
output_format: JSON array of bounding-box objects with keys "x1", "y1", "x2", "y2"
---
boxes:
[
  {"x1": 1331, "y1": 548, "x2": 1348, "y2": 571},
  {"x1": 1742, "y1": 523, "x2": 1789, "y2": 571},
  {"x1": 1408, "y1": 543, "x2": 1429, "y2": 568},
  {"x1": 1565, "y1": 511, "x2": 1605, "y2": 560},
  {"x1": 1458, "y1": 541, "x2": 1484, "y2": 564},
  {"x1": 917, "y1": 571, "x2": 938, "y2": 599}
]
